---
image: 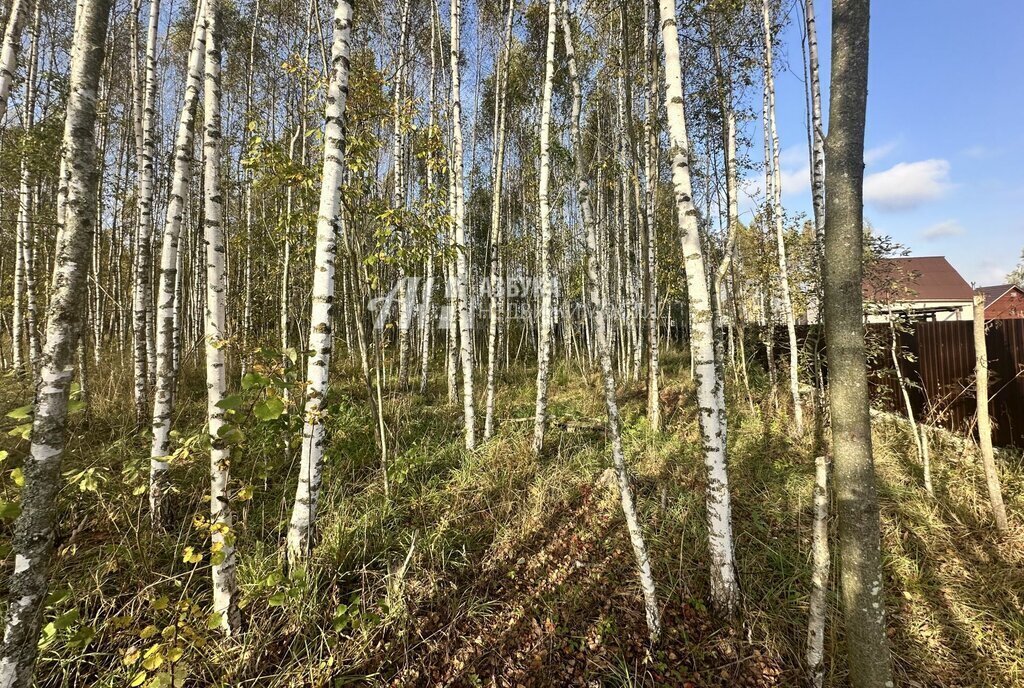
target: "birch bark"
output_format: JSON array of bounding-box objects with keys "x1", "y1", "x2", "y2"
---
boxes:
[
  {"x1": 762, "y1": 0, "x2": 803, "y2": 436},
  {"x1": 0, "y1": 0, "x2": 26, "y2": 126},
  {"x1": 658, "y1": 0, "x2": 739, "y2": 615},
  {"x1": 286, "y1": 0, "x2": 353, "y2": 567},
  {"x1": 130, "y1": 0, "x2": 160, "y2": 426},
  {"x1": 531, "y1": 0, "x2": 557, "y2": 456},
  {"x1": 201, "y1": 0, "x2": 239, "y2": 635},
  {"x1": 0, "y1": 0, "x2": 112, "y2": 683},
  {"x1": 450, "y1": 0, "x2": 476, "y2": 449},
  {"x1": 483, "y1": 0, "x2": 514, "y2": 440},
  {"x1": 149, "y1": 0, "x2": 206, "y2": 526}
]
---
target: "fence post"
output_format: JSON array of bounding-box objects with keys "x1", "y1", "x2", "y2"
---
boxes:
[{"x1": 973, "y1": 293, "x2": 1009, "y2": 533}]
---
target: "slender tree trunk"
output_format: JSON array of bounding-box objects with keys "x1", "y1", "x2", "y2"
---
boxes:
[
  {"x1": 531, "y1": 0, "x2": 557, "y2": 456},
  {"x1": 286, "y1": 0, "x2": 353, "y2": 568},
  {"x1": 0, "y1": 0, "x2": 27, "y2": 125},
  {"x1": 393, "y1": 0, "x2": 412, "y2": 389},
  {"x1": 823, "y1": 2, "x2": 894, "y2": 684},
  {"x1": 0, "y1": 1, "x2": 112, "y2": 684},
  {"x1": 130, "y1": 0, "x2": 160, "y2": 426},
  {"x1": 419, "y1": 3, "x2": 439, "y2": 394},
  {"x1": 240, "y1": 0, "x2": 260, "y2": 375},
  {"x1": 806, "y1": 455, "x2": 830, "y2": 688},
  {"x1": 201, "y1": 0, "x2": 239, "y2": 635},
  {"x1": 562, "y1": 0, "x2": 661, "y2": 641},
  {"x1": 762, "y1": 0, "x2": 803, "y2": 435},
  {"x1": 973, "y1": 293, "x2": 1008, "y2": 533},
  {"x1": 450, "y1": 0, "x2": 476, "y2": 449},
  {"x1": 149, "y1": 0, "x2": 206, "y2": 526},
  {"x1": 643, "y1": 0, "x2": 661, "y2": 432},
  {"x1": 658, "y1": 0, "x2": 739, "y2": 616},
  {"x1": 484, "y1": 0, "x2": 514, "y2": 440},
  {"x1": 805, "y1": 0, "x2": 826, "y2": 265}
]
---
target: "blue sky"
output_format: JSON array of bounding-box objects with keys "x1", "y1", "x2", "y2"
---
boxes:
[{"x1": 749, "y1": 0, "x2": 1024, "y2": 285}]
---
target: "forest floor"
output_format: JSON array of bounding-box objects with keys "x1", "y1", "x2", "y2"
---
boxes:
[{"x1": 0, "y1": 351, "x2": 1022, "y2": 687}]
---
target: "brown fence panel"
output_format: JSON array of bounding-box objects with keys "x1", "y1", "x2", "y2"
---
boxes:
[{"x1": 752, "y1": 318, "x2": 1024, "y2": 448}]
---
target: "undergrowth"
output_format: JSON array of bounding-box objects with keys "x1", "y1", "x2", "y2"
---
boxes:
[{"x1": 0, "y1": 349, "x2": 1020, "y2": 686}]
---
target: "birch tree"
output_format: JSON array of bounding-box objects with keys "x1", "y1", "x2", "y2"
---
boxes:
[
  {"x1": 149, "y1": 0, "x2": 206, "y2": 526},
  {"x1": 658, "y1": 0, "x2": 739, "y2": 615},
  {"x1": 822, "y1": 1, "x2": 894, "y2": 683},
  {"x1": 531, "y1": 0, "x2": 557, "y2": 456},
  {"x1": 0, "y1": 0, "x2": 113, "y2": 683},
  {"x1": 562, "y1": 0, "x2": 661, "y2": 641},
  {"x1": 286, "y1": 0, "x2": 353, "y2": 568},
  {"x1": 762, "y1": 0, "x2": 802, "y2": 436},
  {"x1": 483, "y1": 0, "x2": 514, "y2": 440},
  {"x1": 0, "y1": 0, "x2": 28, "y2": 126},
  {"x1": 450, "y1": 0, "x2": 476, "y2": 449},
  {"x1": 201, "y1": 0, "x2": 239, "y2": 635},
  {"x1": 130, "y1": 0, "x2": 161, "y2": 426}
]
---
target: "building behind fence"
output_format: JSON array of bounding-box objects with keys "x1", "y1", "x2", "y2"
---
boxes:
[{"x1": 758, "y1": 320, "x2": 1024, "y2": 448}]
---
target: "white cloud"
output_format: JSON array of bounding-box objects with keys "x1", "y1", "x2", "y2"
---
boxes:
[
  {"x1": 864, "y1": 141, "x2": 898, "y2": 167},
  {"x1": 864, "y1": 159, "x2": 952, "y2": 211},
  {"x1": 920, "y1": 219, "x2": 965, "y2": 241},
  {"x1": 780, "y1": 163, "x2": 810, "y2": 195}
]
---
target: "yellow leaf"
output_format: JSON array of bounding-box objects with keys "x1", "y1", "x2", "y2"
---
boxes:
[{"x1": 139, "y1": 625, "x2": 158, "y2": 640}]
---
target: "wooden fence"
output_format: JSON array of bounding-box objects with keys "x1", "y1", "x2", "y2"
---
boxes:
[{"x1": 756, "y1": 319, "x2": 1024, "y2": 448}]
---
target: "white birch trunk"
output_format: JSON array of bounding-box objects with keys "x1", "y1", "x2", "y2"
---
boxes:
[
  {"x1": 286, "y1": 0, "x2": 353, "y2": 567},
  {"x1": 806, "y1": 455, "x2": 829, "y2": 688},
  {"x1": 483, "y1": 0, "x2": 514, "y2": 440},
  {"x1": 644, "y1": 5, "x2": 660, "y2": 431},
  {"x1": 804, "y1": 0, "x2": 825, "y2": 251},
  {"x1": 201, "y1": 0, "x2": 239, "y2": 635},
  {"x1": 0, "y1": 0, "x2": 26, "y2": 126},
  {"x1": 393, "y1": 0, "x2": 411, "y2": 388},
  {"x1": 563, "y1": 0, "x2": 661, "y2": 641},
  {"x1": 762, "y1": 0, "x2": 803, "y2": 436},
  {"x1": 0, "y1": 1, "x2": 112, "y2": 684},
  {"x1": 450, "y1": 0, "x2": 476, "y2": 449},
  {"x1": 149, "y1": 0, "x2": 206, "y2": 526},
  {"x1": 658, "y1": 0, "x2": 739, "y2": 615},
  {"x1": 531, "y1": 0, "x2": 557, "y2": 456},
  {"x1": 419, "y1": 5, "x2": 439, "y2": 395}
]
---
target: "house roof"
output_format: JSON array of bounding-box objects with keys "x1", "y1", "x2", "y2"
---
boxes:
[
  {"x1": 978, "y1": 284, "x2": 1023, "y2": 305},
  {"x1": 863, "y1": 256, "x2": 973, "y2": 303}
]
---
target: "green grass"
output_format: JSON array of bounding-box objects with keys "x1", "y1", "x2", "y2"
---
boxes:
[{"x1": 0, "y1": 348, "x2": 1021, "y2": 686}]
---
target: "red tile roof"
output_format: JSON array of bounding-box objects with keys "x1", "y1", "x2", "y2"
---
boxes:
[
  {"x1": 978, "y1": 284, "x2": 1021, "y2": 305},
  {"x1": 863, "y1": 256, "x2": 972, "y2": 303}
]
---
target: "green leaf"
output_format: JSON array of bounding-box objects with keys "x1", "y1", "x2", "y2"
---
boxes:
[
  {"x1": 215, "y1": 395, "x2": 243, "y2": 411},
  {"x1": 54, "y1": 609, "x2": 80, "y2": 631},
  {"x1": 0, "y1": 502, "x2": 21, "y2": 521},
  {"x1": 0, "y1": 450, "x2": 9, "y2": 462},
  {"x1": 67, "y1": 399, "x2": 87, "y2": 414},
  {"x1": 68, "y1": 625, "x2": 95, "y2": 648},
  {"x1": 11, "y1": 468, "x2": 24, "y2": 487},
  {"x1": 241, "y1": 372, "x2": 270, "y2": 390},
  {"x1": 268, "y1": 592, "x2": 287, "y2": 607},
  {"x1": 217, "y1": 426, "x2": 245, "y2": 446},
  {"x1": 253, "y1": 397, "x2": 285, "y2": 421},
  {"x1": 205, "y1": 612, "x2": 223, "y2": 630},
  {"x1": 8, "y1": 423, "x2": 31, "y2": 440},
  {"x1": 6, "y1": 405, "x2": 32, "y2": 420}
]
